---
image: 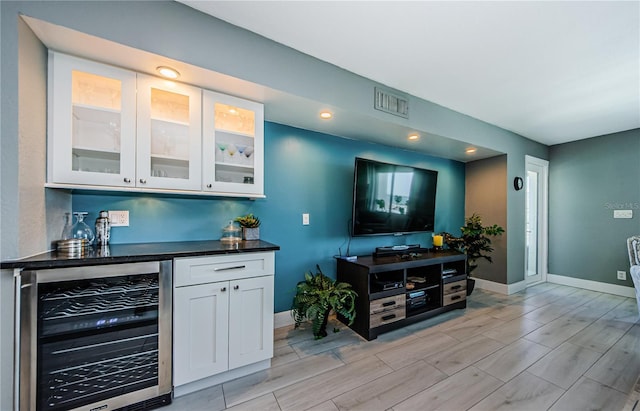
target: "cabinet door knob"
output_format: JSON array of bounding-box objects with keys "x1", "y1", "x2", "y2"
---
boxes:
[
  {"x1": 233, "y1": 285, "x2": 240, "y2": 290},
  {"x1": 207, "y1": 184, "x2": 212, "y2": 188},
  {"x1": 123, "y1": 177, "x2": 131, "y2": 183},
  {"x1": 139, "y1": 178, "x2": 147, "y2": 184},
  {"x1": 220, "y1": 287, "x2": 227, "y2": 292}
]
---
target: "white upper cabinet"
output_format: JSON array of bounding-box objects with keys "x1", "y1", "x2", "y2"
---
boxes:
[
  {"x1": 48, "y1": 52, "x2": 137, "y2": 187},
  {"x1": 203, "y1": 90, "x2": 264, "y2": 196},
  {"x1": 47, "y1": 52, "x2": 264, "y2": 197},
  {"x1": 136, "y1": 75, "x2": 202, "y2": 191}
]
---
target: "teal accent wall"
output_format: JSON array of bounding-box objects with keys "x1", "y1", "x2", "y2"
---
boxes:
[
  {"x1": 73, "y1": 122, "x2": 466, "y2": 312},
  {"x1": 548, "y1": 128, "x2": 640, "y2": 286}
]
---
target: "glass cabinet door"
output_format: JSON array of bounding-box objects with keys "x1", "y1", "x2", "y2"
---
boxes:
[
  {"x1": 202, "y1": 90, "x2": 264, "y2": 196},
  {"x1": 136, "y1": 75, "x2": 202, "y2": 190},
  {"x1": 48, "y1": 52, "x2": 137, "y2": 186}
]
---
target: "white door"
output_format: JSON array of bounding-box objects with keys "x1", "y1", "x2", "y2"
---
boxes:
[
  {"x1": 136, "y1": 74, "x2": 202, "y2": 190},
  {"x1": 202, "y1": 90, "x2": 264, "y2": 196},
  {"x1": 173, "y1": 282, "x2": 230, "y2": 385},
  {"x1": 228, "y1": 276, "x2": 274, "y2": 369},
  {"x1": 48, "y1": 52, "x2": 137, "y2": 187},
  {"x1": 525, "y1": 155, "x2": 549, "y2": 286}
]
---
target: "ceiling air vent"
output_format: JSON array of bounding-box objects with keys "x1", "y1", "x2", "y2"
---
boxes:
[{"x1": 374, "y1": 87, "x2": 409, "y2": 119}]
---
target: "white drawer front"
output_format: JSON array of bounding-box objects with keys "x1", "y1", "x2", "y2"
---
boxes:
[{"x1": 174, "y1": 252, "x2": 275, "y2": 287}]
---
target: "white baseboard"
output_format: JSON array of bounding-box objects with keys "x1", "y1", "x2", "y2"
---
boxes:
[
  {"x1": 547, "y1": 273, "x2": 636, "y2": 298},
  {"x1": 471, "y1": 277, "x2": 526, "y2": 295},
  {"x1": 274, "y1": 310, "x2": 294, "y2": 329}
]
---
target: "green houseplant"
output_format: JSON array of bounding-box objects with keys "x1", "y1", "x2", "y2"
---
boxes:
[
  {"x1": 443, "y1": 213, "x2": 504, "y2": 295},
  {"x1": 234, "y1": 213, "x2": 261, "y2": 240},
  {"x1": 291, "y1": 265, "x2": 357, "y2": 339}
]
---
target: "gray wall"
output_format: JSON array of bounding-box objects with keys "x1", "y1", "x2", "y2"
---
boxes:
[
  {"x1": 465, "y1": 155, "x2": 508, "y2": 283},
  {"x1": 549, "y1": 128, "x2": 640, "y2": 285}
]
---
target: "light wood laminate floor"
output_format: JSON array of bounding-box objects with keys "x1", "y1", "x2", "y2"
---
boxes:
[{"x1": 166, "y1": 283, "x2": 640, "y2": 411}]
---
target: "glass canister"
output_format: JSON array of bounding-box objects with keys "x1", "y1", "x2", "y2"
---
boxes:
[{"x1": 220, "y1": 220, "x2": 242, "y2": 243}]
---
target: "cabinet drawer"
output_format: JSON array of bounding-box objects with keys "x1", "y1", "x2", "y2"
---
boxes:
[
  {"x1": 370, "y1": 294, "x2": 405, "y2": 314},
  {"x1": 174, "y1": 252, "x2": 275, "y2": 287},
  {"x1": 443, "y1": 280, "x2": 466, "y2": 295},
  {"x1": 443, "y1": 290, "x2": 466, "y2": 306},
  {"x1": 370, "y1": 308, "x2": 405, "y2": 328}
]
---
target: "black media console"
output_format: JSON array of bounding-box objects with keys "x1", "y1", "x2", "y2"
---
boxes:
[{"x1": 336, "y1": 250, "x2": 467, "y2": 340}]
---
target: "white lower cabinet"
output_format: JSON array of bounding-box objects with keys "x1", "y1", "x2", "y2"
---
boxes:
[{"x1": 173, "y1": 253, "x2": 274, "y2": 394}]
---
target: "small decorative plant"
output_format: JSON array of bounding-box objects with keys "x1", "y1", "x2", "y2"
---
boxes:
[
  {"x1": 443, "y1": 213, "x2": 504, "y2": 277},
  {"x1": 234, "y1": 213, "x2": 261, "y2": 228},
  {"x1": 235, "y1": 213, "x2": 261, "y2": 240},
  {"x1": 291, "y1": 265, "x2": 357, "y2": 339}
]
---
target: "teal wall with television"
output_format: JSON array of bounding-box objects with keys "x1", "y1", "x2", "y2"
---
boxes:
[{"x1": 73, "y1": 121, "x2": 466, "y2": 312}]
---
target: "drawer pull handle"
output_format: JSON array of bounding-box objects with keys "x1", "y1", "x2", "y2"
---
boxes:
[
  {"x1": 451, "y1": 285, "x2": 462, "y2": 290},
  {"x1": 234, "y1": 285, "x2": 240, "y2": 290},
  {"x1": 382, "y1": 314, "x2": 396, "y2": 321},
  {"x1": 451, "y1": 295, "x2": 462, "y2": 301},
  {"x1": 220, "y1": 287, "x2": 227, "y2": 292},
  {"x1": 382, "y1": 301, "x2": 396, "y2": 307},
  {"x1": 214, "y1": 265, "x2": 246, "y2": 272}
]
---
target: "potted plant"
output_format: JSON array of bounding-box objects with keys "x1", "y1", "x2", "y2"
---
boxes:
[
  {"x1": 234, "y1": 213, "x2": 261, "y2": 240},
  {"x1": 442, "y1": 213, "x2": 504, "y2": 295},
  {"x1": 291, "y1": 265, "x2": 357, "y2": 339}
]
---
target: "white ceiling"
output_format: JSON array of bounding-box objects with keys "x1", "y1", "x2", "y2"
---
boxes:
[{"x1": 180, "y1": 0, "x2": 640, "y2": 146}]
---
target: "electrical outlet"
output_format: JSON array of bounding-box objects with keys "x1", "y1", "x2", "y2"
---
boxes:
[
  {"x1": 617, "y1": 270, "x2": 626, "y2": 281},
  {"x1": 109, "y1": 210, "x2": 129, "y2": 227},
  {"x1": 302, "y1": 213, "x2": 310, "y2": 225}
]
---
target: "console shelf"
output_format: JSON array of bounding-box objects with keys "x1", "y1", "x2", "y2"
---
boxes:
[{"x1": 336, "y1": 250, "x2": 467, "y2": 340}]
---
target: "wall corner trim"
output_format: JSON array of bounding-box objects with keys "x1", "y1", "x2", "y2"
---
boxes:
[
  {"x1": 275, "y1": 310, "x2": 295, "y2": 329},
  {"x1": 471, "y1": 277, "x2": 526, "y2": 295},
  {"x1": 547, "y1": 273, "x2": 636, "y2": 298}
]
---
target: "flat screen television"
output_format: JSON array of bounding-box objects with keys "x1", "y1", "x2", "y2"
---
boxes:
[{"x1": 352, "y1": 157, "x2": 438, "y2": 236}]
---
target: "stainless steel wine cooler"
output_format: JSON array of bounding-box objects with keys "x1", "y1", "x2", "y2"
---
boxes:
[{"x1": 18, "y1": 261, "x2": 172, "y2": 411}]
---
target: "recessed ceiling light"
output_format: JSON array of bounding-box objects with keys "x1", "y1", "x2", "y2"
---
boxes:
[
  {"x1": 466, "y1": 148, "x2": 477, "y2": 154},
  {"x1": 156, "y1": 66, "x2": 180, "y2": 79},
  {"x1": 320, "y1": 111, "x2": 332, "y2": 119},
  {"x1": 408, "y1": 133, "x2": 420, "y2": 141}
]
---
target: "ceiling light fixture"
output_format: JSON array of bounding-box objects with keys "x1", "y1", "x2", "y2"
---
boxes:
[
  {"x1": 408, "y1": 133, "x2": 420, "y2": 141},
  {"x1": 156, "y1": 66, "x2": 180, "y2": 79},
  {"x1": 319, "y1": 111, "x2": 332, "y2": 119},
  {"x1": 466, "y1": 148, "x2": 477, "y2": 154}
]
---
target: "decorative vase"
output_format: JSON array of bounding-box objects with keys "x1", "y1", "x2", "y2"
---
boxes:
[
  {"x1": 243, "y1": 227, "x2": 260, "y2": 240},
  {"x1": 466, "y1": 278, "x2": 476, "y2": 296}
]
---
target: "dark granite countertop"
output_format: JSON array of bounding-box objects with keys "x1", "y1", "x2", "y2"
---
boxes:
[{"x1": 1, "y1": 240, "x2": 280, "y2": 270}]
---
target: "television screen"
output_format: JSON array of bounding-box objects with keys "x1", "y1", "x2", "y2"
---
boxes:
[{"x1": 352, "y1": 157, "x2": 438, "y2": 236}]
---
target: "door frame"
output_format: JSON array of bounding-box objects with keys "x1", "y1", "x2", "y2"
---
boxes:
[{"x1": 525, "y1": 155, "x2": 549, "y2": 286}]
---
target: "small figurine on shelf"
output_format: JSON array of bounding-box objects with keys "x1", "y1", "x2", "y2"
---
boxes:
[{"x1": 234, "y1": 213, "x2": 261, "y2": 240}]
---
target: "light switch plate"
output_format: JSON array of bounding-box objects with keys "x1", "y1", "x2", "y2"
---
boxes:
[
  {"x1": 302, "y1": 213, "x2": 310, "y2": 225},
  {"x1": 613, "y1": 210, "x2": 633, "y2": 219}
]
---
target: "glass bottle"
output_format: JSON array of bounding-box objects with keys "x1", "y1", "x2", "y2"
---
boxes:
[
  {"x1": 95, "y1": 210, "x2": 111, "y2": 246},
  {"x1": 72, "y1": 212, "x2": 95, "y2": 246},
  {"x1": 61, "y1": 212, "x2": 74, "y2": 240}
]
